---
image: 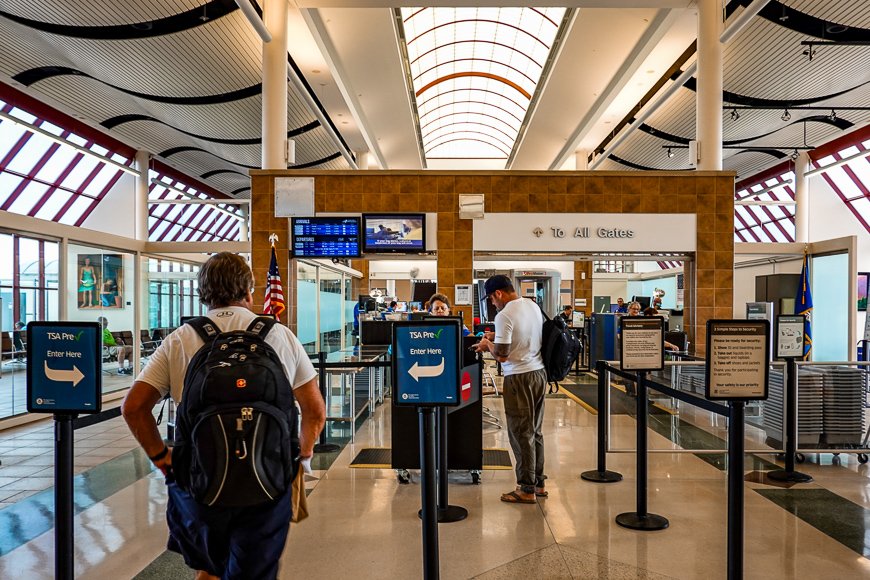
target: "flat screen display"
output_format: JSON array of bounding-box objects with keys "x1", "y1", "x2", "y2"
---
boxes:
[
  {"x1": 362, "y1": 213, "x2": 426, "y2": 253},
  {"x1": 292, "y1": 217, "x2": 361, "y2": 258}
]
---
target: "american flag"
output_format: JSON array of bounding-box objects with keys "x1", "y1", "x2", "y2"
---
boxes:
[{"x1": 263, "y1": 245, "x2": 286, "y2": 320}]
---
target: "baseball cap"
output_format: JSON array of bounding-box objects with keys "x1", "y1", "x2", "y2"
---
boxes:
[{"x1": 484, "y1": 275, "x2": 512, "y2": 297}]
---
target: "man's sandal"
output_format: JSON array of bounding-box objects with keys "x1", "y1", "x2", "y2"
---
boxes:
[
  {"x1": 535, "y1": 488, "x2": 549, "y2": 498},
  {"x1": 500, "y1": 490, "x2": 536, "y2": 504}
]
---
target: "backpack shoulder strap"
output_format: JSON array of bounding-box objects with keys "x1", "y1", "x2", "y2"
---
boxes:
[
  {"x1": 185, "y1": 316, "x2": 220, "y2": 344},
  {"x1": 246, "y1": 316, "x2": 277, "y2": 339},
  {"x1": 537, "y1": 303, "x2": 551, "y2": 322}
]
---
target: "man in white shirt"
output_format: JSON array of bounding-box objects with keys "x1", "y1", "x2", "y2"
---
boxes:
[
  {"x1": 122, "y1": 252, "x2": 325, "y2": 579},
  {"x1": 474, "y1": 275, "x2": 547, "y2": 504}
]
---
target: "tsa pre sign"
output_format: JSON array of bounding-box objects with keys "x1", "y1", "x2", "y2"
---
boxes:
[
  {"x1": 27, "y1": 321, "x2": 102, "y2": 414},
  {"x1": 392, "y1": 320, "x2": 461, "y2": 406}
]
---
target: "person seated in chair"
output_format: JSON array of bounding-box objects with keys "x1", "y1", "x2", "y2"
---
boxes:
[
  {"x1": 428, "y1": 293, "x2": 471, "y2": 336},
  {"x1": 12, "y1": 321, "x2": 26, "y2": 361},
  {"x1": 99, "y1": 316, "x2": 133, "y2": 374}
]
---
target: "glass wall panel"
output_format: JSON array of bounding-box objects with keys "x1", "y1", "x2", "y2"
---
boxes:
[
  {"x1": 319, "y1": 268, "x2": 343, "y2": 353},
  {"x1": 811, "y1": 253, "x2": 848, "y2": 361},
  {"x1": 344, "y1": 276, "x2": 355, "y2": 348},
  {"x1": 297, "y1": 262, "x2": 318, "y2": 353}
]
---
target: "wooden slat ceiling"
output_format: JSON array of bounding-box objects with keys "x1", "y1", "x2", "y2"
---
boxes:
[{"x1": 0, "y1": 0, "x2": 351, "y2": 200}]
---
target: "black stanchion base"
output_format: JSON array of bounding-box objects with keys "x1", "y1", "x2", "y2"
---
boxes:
[
  {"x1": 767, "y1": 469, "x2": 813, "y2": 483},
  {"x1": 615, "y1": 512, "x2": 669, "y2": 531},
  {"x1": 418, "y1": 505, "x2": 468, "y2": 523},
  {"x1": 313, "y1": 443, "x2": 340, "y2": 453},
  {"x1": 580, "y1": 470, "x2": 623, "y2": 483}
]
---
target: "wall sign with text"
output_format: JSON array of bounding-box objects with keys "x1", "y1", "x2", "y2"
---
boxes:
[
  {"x1": 620, "y1": 316, "x2": 664, "y2": 372},
  {"x1": 776, "y1": 315, "x2": 805, "y2": 359},
  {"x1": 705, "y1": 320, "x2": 770, "y2": 401}
]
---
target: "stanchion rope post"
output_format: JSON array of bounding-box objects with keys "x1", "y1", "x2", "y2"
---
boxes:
[{"x1": 581, "y1": 360, "x2": 623, "y2": 483}]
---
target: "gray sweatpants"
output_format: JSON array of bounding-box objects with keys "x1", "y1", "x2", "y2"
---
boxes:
[{"x1": 502, "y1": 368, "x2": 547, "y2": 494}]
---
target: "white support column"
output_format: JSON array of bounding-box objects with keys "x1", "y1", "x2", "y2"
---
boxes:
[
  {"x1": 794, "y1": 151, "x2": 810, "y2": 243},
  {"x1": 134, "y1": 150, "x2": 150, "y2": 241},
  {"x1": 574, "y1": 149, "x2": 588, "y2": 170},
  {"x1": 239, "y1": 206, "x2": 249, "y2": 242},
  {"x1": 696, "y1": 0, "x2": 723, "y2": 170},
  {"x1": 355, "y1": 150, "x2": 370, "y2": 170},
  {"x1": 262, "y1": 0, "x2": 288, "y2": 169}
]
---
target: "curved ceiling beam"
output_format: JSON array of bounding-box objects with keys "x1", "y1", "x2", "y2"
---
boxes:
[
  {"x1": 423, "y1": 119, "x2": 515, "y2": 146},
  {"x1": 425, "y1": 137, "x2": 509, "y2": 158},
  {"x1": 407, "y1": 19, "x2": 550, "y2": 51},
  {"x1": 638, "y1": 115, "x2": 853, "y2": 147},
  {"x1": 13, "y1": 66, "x2": 261, "y2": 105},
  {"x1": 417, "y1": 88, "x2": 526, "y2": 122},
  {"x1": 413, "y1": 57, "x2": 536, "y2": 87},
  {"x1": 420, "y1": 109, "x2": 518, "y2": 135},
  {"x1": 736, "y1": 0, "x2": 870, "y2": 41},
  {"x1": 410, "y1": 40, "x2": 543, "y2": 69},
  {"x1": 160, "y1": 146, "x2": 258, "y2": 170},
  {"x1": 729, "y1": 148, "x2": 788, "y2": 159},
  {"x1": 201, "y1": 169, "x2": 248, "y2": 179},
  {"x1": 608, "y1": 155, "x2": 682, "y2": 171},
  {"x1": 103, "y1": 114, "x2": 319, "y2": 145},
  {"x1": 294, "y1": 152, "x2": 343, "y2": 169},
  {"x1": 0, "y1": 0, "x2": 234, "y2": 39},
  {"x1": 231, "y1": 187, "x2": 251, "y2": 196},
  {"x1": 416, "y1": 72, "x2": 531, "y2": 100},
  {"x1": 425, "y1": 131, "x2": 512, "y2": 156},
  {"x1": 679, "y1": 74, "x2": 870, "y2": 107}
]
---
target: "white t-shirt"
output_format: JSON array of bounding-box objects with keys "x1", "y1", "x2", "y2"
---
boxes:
[
  {"x1": 494, "y1": 298, "x2": 544, "y2": 376},
  {"x1": 136, "y1": 306, "x2": 317, "y2": 403}
]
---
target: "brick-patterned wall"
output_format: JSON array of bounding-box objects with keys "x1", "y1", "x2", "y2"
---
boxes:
[
  {"x1": 574, "y1": 261, "x2": 593, "y2": 316},
  {"x1": 251, "y1": 170, "x2": 734, "y2": 354}
]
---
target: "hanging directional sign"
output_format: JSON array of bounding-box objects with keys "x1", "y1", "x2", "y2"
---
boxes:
[
  {"x1": 392, "y1": 320, "x2": 461, "y2": 406},
  {"x1": 27, "y1": 322, "x2": 102, "y2": 414}
]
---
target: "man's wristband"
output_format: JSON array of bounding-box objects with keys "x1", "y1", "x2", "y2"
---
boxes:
[{"x1": 149, "y1": 446, "x2": 169, "y2": 462}]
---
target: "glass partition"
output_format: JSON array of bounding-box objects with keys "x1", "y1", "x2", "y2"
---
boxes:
[
  {"x1": 811, "y1": 252, "x2": 848, "y2": 361},
  {"x1": 297, "y1": 262, "x2": 317, "y2": 354},
  {"x1": 295, "y1": 260, "x2": 359, "y2": 354},
  {"x1": 319, "y1": 268, "x2": 343, "y2": 353}
]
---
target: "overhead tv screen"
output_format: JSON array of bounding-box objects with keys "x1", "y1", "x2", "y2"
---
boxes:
[
  {"x1": 291, "y1": 216, "x2": 361, "y2": 258},
  {"x1": 362, "y1": 213, "x2": 426, "y2": 253}
]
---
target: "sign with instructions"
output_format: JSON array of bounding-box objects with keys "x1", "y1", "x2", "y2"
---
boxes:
[
  {"x1": 776, "y1": 315, "x2": 805, "y2": 359},
  {"x1": 620, "y1": 316, "x2": 664, "y2": 372},
  {"x1": 705, "y1": 320, "x2": 770, "y2": 401},
  {"x1": 392, "y1": 320, "x2": 460, "y2": 406},
  {"x1": 27, "y1": 322, "x2": 102, "y2": 414}
]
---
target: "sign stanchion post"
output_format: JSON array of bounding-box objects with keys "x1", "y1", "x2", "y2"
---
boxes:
[
  {"x1": 393, "y1": 319, "x2": 462, "y2": 580},
  {"x1": 768, "y1": 315, "x2": 812, "y2": 483},
  {"x1": 581, "y1": 359, "x2": 622, "y2": 483},
  {"x1": 27, "y1": 322, "x2": 102, "y2": 580},
  {"x1": 314, "y1": 351, "x2": 340, "y2": 454},
  {"x1": 727, "y1": 401, "x2": 745, "y2": 580},
  {"x1": 434, "y1": 407, "x2": 468, "y2": 521},
  {"x1": 706, "y1": 319, "x2": 771, "y2": 580},
  {"x1": 418, "y1": 406, "x2": 439, "y2": 580},
  {"x1": 615, "y1": 316, "x2": 668, "y2": 531}
]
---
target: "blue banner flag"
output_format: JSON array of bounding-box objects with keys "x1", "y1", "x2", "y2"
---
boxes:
[{"x1": 794, "y1": 253, "x2": 813, "y2": 360}]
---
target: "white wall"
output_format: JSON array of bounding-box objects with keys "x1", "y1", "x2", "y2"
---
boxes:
[
  {"x1": 368, "y1": 259, "x2": 437, "y2": 280},
  {"x1": 80, "y1": 173, "x2": 135, "y2": 238},
  {"x1": 808, "y1": 175, "x2": 870, "y2": 340}
]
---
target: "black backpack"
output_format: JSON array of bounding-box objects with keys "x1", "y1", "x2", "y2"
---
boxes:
[
  {"x1": 171, "y1": 316, "x2": 300, "y2": 507},
  {"x1": 540, "y1": 307, "x2": 581, "y2": 388}
]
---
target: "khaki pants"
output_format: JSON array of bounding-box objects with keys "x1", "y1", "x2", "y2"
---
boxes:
[{"x1": 502, "y1": 369, "x2": 547, "y2": 494}]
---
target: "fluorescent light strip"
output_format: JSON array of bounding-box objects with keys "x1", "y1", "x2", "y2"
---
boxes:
[
  {"x1": 805, "y1": 148, "x2": 870, "y2": 177},
  {"x1": 0, "y1": 110, "x2": 139, "y2": 176},
  {"x1": 150, "y1": 179, "x2": 245, "y2": 222}
]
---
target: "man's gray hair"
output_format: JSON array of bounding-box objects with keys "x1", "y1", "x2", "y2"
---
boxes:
[{"x1": 197, "y1": 252, "x2": 254, "y2": 308}]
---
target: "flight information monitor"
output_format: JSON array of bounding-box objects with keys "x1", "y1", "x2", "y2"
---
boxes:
[{"x1": 291, "y1": 216, "x2": 362, "y2": 258}]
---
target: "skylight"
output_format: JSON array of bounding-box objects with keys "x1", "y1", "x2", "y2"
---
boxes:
[{"x1": 400, "y1": 7, "x2": 566, "y2": 164}]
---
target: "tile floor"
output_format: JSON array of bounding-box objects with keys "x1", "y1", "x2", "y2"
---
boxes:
[{"x1": 0, "y1": 370, "x2": 867, "y2": 579}]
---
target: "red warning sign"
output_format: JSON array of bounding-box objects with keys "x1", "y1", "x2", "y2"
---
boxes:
[{"x1": 461, "y1": 371, "x2": 472, "y2": 402}]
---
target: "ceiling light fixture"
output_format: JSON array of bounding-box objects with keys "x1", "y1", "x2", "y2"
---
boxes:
[
  {"x1": 828, "y1": 109, "x2": 837, "y2": 121},
  {"x1": 730, "y1": 108, "x2": 740, "y2": 121},
  {"x1": 666, "y1": 147, "x2": 674, "y2": 159},
  {"x1": 790, "y1": 149, "x2": 799, "y2": 160},
  {"x1": 781, "y1": 109, "x2": 791, "y2": 122},
  {"x1": 802, "y1": 45, "x2": 816, "y2": 62}
]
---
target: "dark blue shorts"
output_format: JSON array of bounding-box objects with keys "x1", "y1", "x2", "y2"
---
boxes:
[{"x1": 166, "y1": 480, "x2": 293, "y2": 579}]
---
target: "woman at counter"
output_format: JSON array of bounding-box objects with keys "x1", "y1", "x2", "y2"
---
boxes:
[{"x1": 428, "y1": 293, "x2": 471, "y2": 337}]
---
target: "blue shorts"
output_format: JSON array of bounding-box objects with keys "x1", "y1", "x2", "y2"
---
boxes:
[{"x1": 166, "y1": 480, "x2": 293, "y2": 579}]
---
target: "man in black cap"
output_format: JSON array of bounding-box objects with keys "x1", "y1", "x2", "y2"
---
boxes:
[{"x1": 474, "y1": 275, "x2": 547, "y2": 504}]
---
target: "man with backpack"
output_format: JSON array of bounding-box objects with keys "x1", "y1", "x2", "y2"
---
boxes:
[
  {"x1": 122, "y1": 252, "x2": 325, "y2": 579},
  {"x1": 474, "y1": 275, "x2": 547, "y2": 504}
]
